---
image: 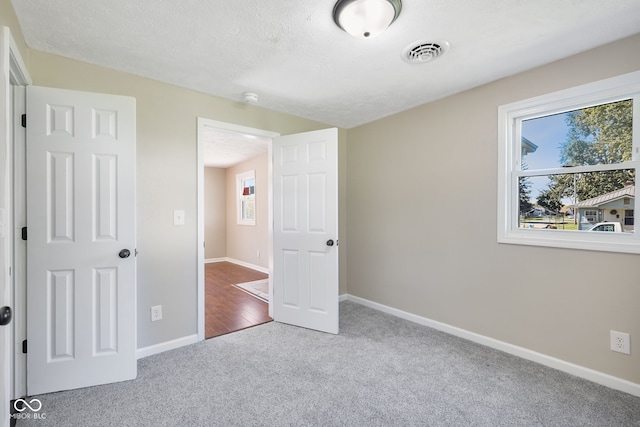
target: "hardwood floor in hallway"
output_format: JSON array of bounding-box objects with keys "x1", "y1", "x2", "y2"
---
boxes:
[{"x1": 205, "y1": 261, "x2": 272, "y2": 339}]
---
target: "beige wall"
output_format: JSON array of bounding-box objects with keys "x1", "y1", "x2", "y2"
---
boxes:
[
  {"x1": 0, "y1": 0, "x2": 27, "y2": 60},
  {"x1": 6, "y1": 0, "x2": 636, "y2": 388},
  {"x1": 346, "y1": 34, "x2": 640, "y2": 384},
  {"x1": 22, "y1": 48, "x2": 333, "y2": 348},
  {"x1": 204, "y1": 154, "x2": 270, "y2": 268},
  {"x1": 204, "y1": 167, "x2": 226, "y2": 260},
  {"x1": 226, "y1": 153, "x2": 269, "y2": 269}
]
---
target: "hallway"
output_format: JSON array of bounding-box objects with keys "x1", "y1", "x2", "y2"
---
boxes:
[{"x1": 205, "y1": 262, "x2": 271, "y2": 338}]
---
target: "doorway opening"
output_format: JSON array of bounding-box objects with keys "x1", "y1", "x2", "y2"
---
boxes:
[
  {"x1": 204, "y1": 261, "x2": 269, "y2": 338},
  {"x1": 197, "y1": 119, "x2": 279, "y2": 339}
]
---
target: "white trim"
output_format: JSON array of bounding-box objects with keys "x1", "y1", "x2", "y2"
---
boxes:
[
  {"x1": 344, "y1": 294, "x2": 640, "y2": 398},
  {"x1": 7, "y1": 32, "x2": 29, "y2": 86},
  {"x1": 204, "y1": 257, "x2": 227, "y2": 264},
  {"x1": 136, "y1": 334, "x2": 199, "y2": 360},
  {"x1": 267, "y1": 137, "x2": 273, "y2": 318},
  {"x1": 196, "y1": 119, "x2": 205, "y2": 342},
  {"x1": 497, "y1": 70, "x2": 640, "y2": 254},
  {"x1": 10, "y1": 85, "x2": 26, "y2": 401},
  {"x1": 200, "y1": 119, "x2": 280, "y2": 140},
  {"x1": 225, "y1": 257, "x2": 269, "y2": 274},
  {"x1": 2, "y1": 27, "x2": 31, "y2": 418},
  {"x1": 196, "y1": 118, "x2": 279, "y2": 343}
]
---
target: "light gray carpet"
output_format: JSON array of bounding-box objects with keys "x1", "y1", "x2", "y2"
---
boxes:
[{"x1": 16, "y1": 301, "x2": 640, "y2": 426}]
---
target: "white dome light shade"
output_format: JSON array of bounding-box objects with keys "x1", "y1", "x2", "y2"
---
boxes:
[{"x1": 333, "y1": 0, "x2": 402, "y2": 39}]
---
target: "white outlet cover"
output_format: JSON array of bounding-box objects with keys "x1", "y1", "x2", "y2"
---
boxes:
[
  {"x1": 151, "y1": 305, "x2": 163, "y2": 321},
  {"x1": 610, "y1": 330, "x2": 631, "y2": 355}
]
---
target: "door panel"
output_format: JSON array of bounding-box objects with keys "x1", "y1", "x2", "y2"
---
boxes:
[
  {"x1": 273, "y1": 128, "x2": 338, "y2": 334},
  {"x1": 26, "y1": 86, "x2": 136, "y2": 395}
]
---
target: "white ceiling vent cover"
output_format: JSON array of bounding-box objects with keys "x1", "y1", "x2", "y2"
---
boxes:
[{"x1": 403, "y1": 41, "x2": 449, "y2": 64}]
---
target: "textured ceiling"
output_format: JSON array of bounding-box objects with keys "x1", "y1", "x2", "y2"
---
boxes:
[
  {"x1": 11, "y1": 0, "x2": 640, "y2": 130},
  {"x1": 201, "y1": 128, "x2": 269, "y2": 168}
]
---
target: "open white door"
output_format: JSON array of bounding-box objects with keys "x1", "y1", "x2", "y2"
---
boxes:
[
  {"x1": 272, "y1": 128, "x2": 339, "y2": 334},
  {"x1": 26, "y1": 86, "x2": 136, "y2": 395}
]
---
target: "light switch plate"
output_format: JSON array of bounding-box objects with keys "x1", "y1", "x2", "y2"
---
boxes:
[{"x1": 173, "y1": 210, "x2": 185, "y2": 226}]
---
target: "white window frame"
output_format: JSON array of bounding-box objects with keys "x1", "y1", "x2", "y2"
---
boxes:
[
  {"x1": 498, "y1": 70, "x2": 640, "y2": 254},
  {"x1": 237, "y1": 170, "x2": 256, "y2": 226}
]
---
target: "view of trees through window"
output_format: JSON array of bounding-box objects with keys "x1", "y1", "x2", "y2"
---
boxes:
[{"x1": 519, "y1": 99, "x2": 634, "y2": 231}]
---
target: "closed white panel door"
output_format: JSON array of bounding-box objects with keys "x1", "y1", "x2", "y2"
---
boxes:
[
  {"x1": 273, "y1": 128, "x2": 338, "y2": 334},
  {"x1": 26, "y1": 86, "x2": 136, "y2": 395}
]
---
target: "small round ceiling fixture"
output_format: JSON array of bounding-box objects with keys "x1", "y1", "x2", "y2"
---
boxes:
[
  {"x1": 242, "y1": 92, "x2": 258, "y2": 104},
  {"x1": 333, "y1": 0, "x2": 402, "y2": 39},
  {"x1": 402, "y1": 41, "x2": 449, "y2": 64}
]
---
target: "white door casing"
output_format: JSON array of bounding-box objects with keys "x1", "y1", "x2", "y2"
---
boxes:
[
  {"x1": 2, "y1": 26, "x2": 31, "y2": 427},
  {"x1": 272, "y1": 128, "x2": 339, "y2": 334},
  {"x1": 12, "y1": 82, "x2": 28, "y2": 402},
  {"x1": 26, "y1": 86, "x2": 137, "y2": 395},
  {"x1": 196, "y1": 118, "x2": 280, "y2": 338}
]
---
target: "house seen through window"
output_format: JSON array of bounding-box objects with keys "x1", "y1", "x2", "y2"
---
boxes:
[
  {"x1": 519, "y1": 100, "x2": 634, "y2": 231},
  {"x1": 498, "y1": 71, "x2": 640, "y2": 253}
]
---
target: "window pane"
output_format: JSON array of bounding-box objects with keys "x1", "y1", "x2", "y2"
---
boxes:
[
  {"x1": 521, "y1": 99, "x2": 633, "y2": 170},
  {"x1": 519, "y1": 169, "x2": 635, "y2": 232},
  {"x1": 237, "y1": 170, "x2": 256, "y2": 225},
  {"x1": 243, "y1": 177, "x2": 255, "y2": 195},
  {"x1": 242, "y1": 198, "x2": 255, "y2": 221}
]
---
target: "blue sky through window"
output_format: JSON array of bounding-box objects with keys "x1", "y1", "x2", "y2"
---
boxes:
[{"x1": 522, "y1": 112, "x2": 570, "y2": 202}]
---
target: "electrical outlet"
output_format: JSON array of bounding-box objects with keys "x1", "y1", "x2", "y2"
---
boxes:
[
  {"x1": 151, "y1": 305, "x2": 163, "y2": 322},
  {"x1": 610, "y1": 330, "x2": 630, "y2": 354}
]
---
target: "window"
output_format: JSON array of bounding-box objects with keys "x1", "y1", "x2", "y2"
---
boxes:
[
  {"x1": 590, "y1": 224, "x2": 617, "y2": 232},
  {"x1": 584, "y1": 210, "x2": 598, "y2": 218},
  {"x1": 237, "y1": 170, "x2": 256, "y2": 226},
  {"x1": 625, "y1": 209, "x2": 634, "y2": 226},
  {"x1": 498, "y1": 71, "x2": 640, "y2": 253}
]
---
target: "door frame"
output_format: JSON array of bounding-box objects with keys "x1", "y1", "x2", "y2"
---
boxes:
[
  {"x1": 1, "y1": 26, "x2": 31, "y2": 419},
  {"x1": 196, "y1": 118, "x2": 279, "y2": 340}
]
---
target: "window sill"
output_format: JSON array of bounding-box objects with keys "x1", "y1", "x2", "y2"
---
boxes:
[{"x1": 498, "y1": 228, "x2": 640, "y2": 254}]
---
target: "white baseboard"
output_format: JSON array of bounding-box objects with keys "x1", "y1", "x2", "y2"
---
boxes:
[
  {"x1": 204, "y1": 257, "x2": 226, "y2": 264},
  {"x1": 344, "y1": 294, "x2": 640, "y2": 398},
  {"x1": 136, "y1": 334, "x2": 199, "y2": 360},
  {"x1": 205, "y1": 257, "x2": 268, "y2": 274}
]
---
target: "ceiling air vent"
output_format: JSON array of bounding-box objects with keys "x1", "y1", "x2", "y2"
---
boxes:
[{"x1": 403, "y1": 41, "x2": 449, "y2": 64}]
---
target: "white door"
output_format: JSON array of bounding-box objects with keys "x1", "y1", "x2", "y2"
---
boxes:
[
  {"x1": 272, "y1": 128, "x2": 339, "y2": 334},
  {"x1": 26, "y1": 86, "x2": 136, "y2": 395}
]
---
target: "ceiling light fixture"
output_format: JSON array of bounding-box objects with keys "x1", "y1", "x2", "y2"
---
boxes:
[{"x1": 333, "y1": 0, "x2": 402, "y2": 39}]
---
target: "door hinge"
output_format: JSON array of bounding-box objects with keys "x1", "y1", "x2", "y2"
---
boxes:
[
  {"x1": 21, "y1": 227, "x2": 27, "y2": 240},
  {"x1": 21, "y1": 114, "x2": 26, "y2": 128},
  {"x1": 22, "y1": 340, "x2": 27, "y2": 354}
]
